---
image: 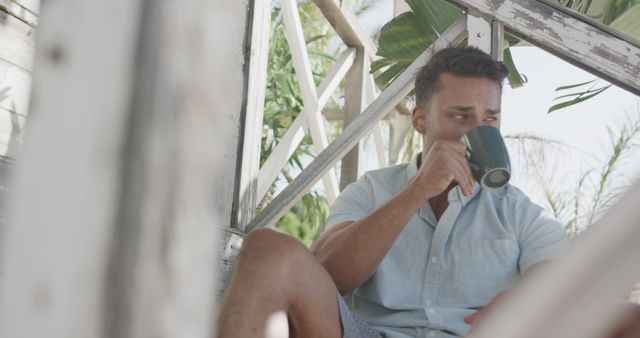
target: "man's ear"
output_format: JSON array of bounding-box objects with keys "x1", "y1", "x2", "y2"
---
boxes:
[{"x1": 412, "y1": 106, "x2": 427, "y2": 134}]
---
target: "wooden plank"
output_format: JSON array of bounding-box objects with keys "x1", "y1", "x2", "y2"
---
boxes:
[
  {"x1": 0, "y1": 156, "x2": 12, "y2": 226},
  {"x1": 282, "y1": 0, "x2": 318, "y2": 105},
  {"x1": 305, "y1": 103, "x2": 340, "y2": 203},
  {"x1": 0, "y1": 0, "x2": 238, "y2": 337},
  {"x1": 256, "y1": 49, "x2": 354, "y2": 201},
  {"x1": 0, "y1": 0, "x2": 145, "y2": 336},
  {"x1": 234, "y1": 0, "x2": 272, "y2": 231},
  {"x1": 472, "y1": 180, "x2": 640, "y2": 338},
  {"x1": 366, "y1": 74, "x2": 387, "y2": 168},
  {"x1": 217, "y1": 227, "x2": 245, "y2": 296},
  {"x1": 103, "y1": 1, "x2": 240, "y2": 336},
  {"x1": 1, "y1": 0, "x2": 39, "y2": 26},
  {"x1": 0, "y1": 58, "x2": 32, "y2": 117},
  {"x1": 282, "y1": 0, "x2": 339, "y2": 203},
  {"x1": 467, "y1": 12, "x2": 492, "y2": 54},
  {"x1": 246, "y1": 17, "x2": 468, "y2": 231},
  {"x1": 12, "y1": 0, "x2": 38, "y2": 16},
  {"x1": 0, "y1": 105, "x2": 25, "y2": 158},
  {"x1": 256, "y1": 114, "x2": 305, "y2": 201},
  {"x1": 445, "y1": 0, "x2": 640, "y2": 95},
  {"x1": 311, "y1": 0, "x2": 378, "y2": 61},
  {"x1": 317, "y1": 47, "x2": 355, "y2": 109},
  {"x1": 0, "y1": 9, "x2": 35, "y2": 71},
  {"x1": 340, "y1": 47, "x2": 367, "y2": 190},
  {"x1": 491, "y1": 20, "x2": 504, "y2": 61}
]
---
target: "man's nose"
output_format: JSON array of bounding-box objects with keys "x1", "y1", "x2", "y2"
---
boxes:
[{"x1": 470, "y1": 119, "x2": 484, "y2": 130}]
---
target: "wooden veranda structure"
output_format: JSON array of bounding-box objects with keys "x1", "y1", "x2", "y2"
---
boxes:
[{"x1": 0, "y1": 0, "x2": 639, "y2": 337}]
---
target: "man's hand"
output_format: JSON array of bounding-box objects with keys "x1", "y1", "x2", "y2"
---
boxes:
[
  {"x1": 412, "y1": 140, "x2": 476, "y2": 199},
  {"x1": 464, "y1": 290, "x2": 640, "y2": 338}
]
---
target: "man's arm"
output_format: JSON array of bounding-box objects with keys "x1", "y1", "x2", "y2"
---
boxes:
[{"x1": 312, "y1": 140, "x2": 475, "y2": 294}]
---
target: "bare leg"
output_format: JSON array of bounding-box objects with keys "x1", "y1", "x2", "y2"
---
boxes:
[{"x1": 216, "y1": 228, "x2": 343, "y2": 338}]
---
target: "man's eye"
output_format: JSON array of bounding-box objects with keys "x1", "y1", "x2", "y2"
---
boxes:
[{"x1": 453, "y1": 114, "x2": 466, "y2": 120}]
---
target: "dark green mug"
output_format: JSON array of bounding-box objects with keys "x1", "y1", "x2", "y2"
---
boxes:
[{"x1": 461, "y1": 125, "x2": 511, "y2": 189}]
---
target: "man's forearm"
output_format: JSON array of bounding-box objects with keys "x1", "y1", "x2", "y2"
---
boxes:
[{"x1": 312, "y1": 184, "x2": 428, "y2": 294}]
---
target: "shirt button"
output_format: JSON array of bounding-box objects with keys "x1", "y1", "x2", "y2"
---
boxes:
[
  {"x1": 431, "y1": 257, "x2": 438, "y2": 263},
  {"x1": 429, "y1": 330, "x2": 437, "y2": 337}
]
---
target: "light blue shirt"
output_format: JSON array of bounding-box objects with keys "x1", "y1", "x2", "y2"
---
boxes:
[{"x1": 325, "y1": 156, "x2": 568, "y2": 338}]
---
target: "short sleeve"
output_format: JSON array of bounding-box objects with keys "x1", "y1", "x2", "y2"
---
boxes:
[
  {"x1": 325, "y1": 174, "x2": 375, "y2": 230},
  {"x1": 514, "y1": 194, "x2": 568, "y2": 273}
]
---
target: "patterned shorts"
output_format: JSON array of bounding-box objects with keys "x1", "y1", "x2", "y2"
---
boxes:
[{"x1": 337, "y1": 293, "x2": 383, "y2": 338}]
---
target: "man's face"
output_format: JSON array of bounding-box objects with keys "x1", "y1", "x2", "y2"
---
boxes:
[{"x1": 412, "y1": 72, "x2": 502, "y2": 150}]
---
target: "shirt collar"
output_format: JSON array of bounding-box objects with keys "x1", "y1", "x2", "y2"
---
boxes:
[{"x1": 406, "y1": 152, "x2": 481, "y2": 208}]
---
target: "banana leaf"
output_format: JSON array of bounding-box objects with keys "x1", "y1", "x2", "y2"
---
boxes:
[{"x1": 374, "y1": 0, "x2": 524, "y2": 89}]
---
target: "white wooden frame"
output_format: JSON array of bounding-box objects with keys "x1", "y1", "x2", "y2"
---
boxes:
[
  {"x1": 257, "y1": 0, "x2": 386, "y2": 203},
  {"x1": 247, "y1": 17, "x2": 468, "y2": 231},
  {"x1": 234, "y1": 0, "x2": 272, "y2": 231}
]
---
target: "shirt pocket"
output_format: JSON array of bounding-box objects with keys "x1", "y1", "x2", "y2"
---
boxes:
[{"x1": 452, "y1": 239, "x2": 520, "y2": 306}]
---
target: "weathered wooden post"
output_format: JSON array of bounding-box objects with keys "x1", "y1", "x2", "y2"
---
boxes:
[{"x1": 0, "y1": 0, "x2": 266, "y2": 337}]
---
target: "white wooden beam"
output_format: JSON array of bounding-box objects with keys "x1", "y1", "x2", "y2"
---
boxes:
[
  {"x1": 0, "y1": 8, "x2": 36, "y2": 71},
  {"x1": 1, "y1": 0, "x2": 38, "y2": 26},
  {"x1": 317, "y1": 48, "x2": 355, "y2": 109},
  {"x1": 490, "y1": 20, "x2": 504, "y2": 62},
  {"x1": 467, "y1": 12, "x2": 492, "y2": 54},
  {"x1": 445, "y1": 0, "x2": 640, "y2": 96},
  {"x1": 256, "y1": 114, "x2": 305, "y2": 201},
  {"x1": 311, "y1": 0, "x2": 378, "y2": 61},
  {"x1": 246, "y1": 17, "x2": 468, "y2": 231},
  {"x1": 340, "y1": 47, "x2": 368, "y2": 189},
  {"x1": 234, "y1": 0, "x2": 272, "y2": 231},
  {"x1": 282, "y1": 0, "x2": 339, "y2": 203},
  {"x1": 256, "y1": 48, "x2": 355, "y2": 202},
  {"x1": 366, "y1": 74, "x2": 387, "y2": 168},
  {"x1": 281, "y1": 0, "x2": 318, "y2": 104},
  {"x1": 467, "y1": 12, "x2": 504, "y2": 61}
]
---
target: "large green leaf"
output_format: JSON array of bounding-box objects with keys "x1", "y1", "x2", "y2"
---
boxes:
[
  {"x1": 374, "y1": 0, "x2": 523, "y2": 90},
  {"x1": 502, "y1": 48, "x2": 527, "y2": 87},
  {"x1": 609, "y1": 3, "x2": 640, "y2": 39},
  {"x1": 404, "y1": 0, "x2": 462, "y2": 35},
  {"x1": 548, "y1": 81, "x2": 612, "y2": 113},
  {"x1": 374, "y1": 0, "x2": 462, "y2": 88},
  {"x1": 604, "y1": 0, "x2": 640, "y2": 24},
  {"x1": 377, "y1": 11, "x2": 438, "y2": 61}
]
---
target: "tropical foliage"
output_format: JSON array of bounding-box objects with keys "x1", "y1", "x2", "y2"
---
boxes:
[
  {"x1": 260, "y1": 2, "x2": 336, "y2": 246},
  {"x1": 508, "y1": 108, "x2": 640, "y2": 238},
  {"x1": 261, "y1": 1, "x2": 376, "y2": 246}
]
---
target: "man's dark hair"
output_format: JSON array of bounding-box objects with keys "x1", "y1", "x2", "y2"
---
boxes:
[{"x1": 414, "y1": 46, "x2": 509, "y2": 107}]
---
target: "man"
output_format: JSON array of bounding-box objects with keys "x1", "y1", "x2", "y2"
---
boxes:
[{"x1": 216, "y1": 47, "x2": 635, "y2": 338}]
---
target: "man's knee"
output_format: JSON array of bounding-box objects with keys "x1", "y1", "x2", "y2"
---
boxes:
[{"x1": 237, "y1": 228, "x2": 314, "y2": 274}]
